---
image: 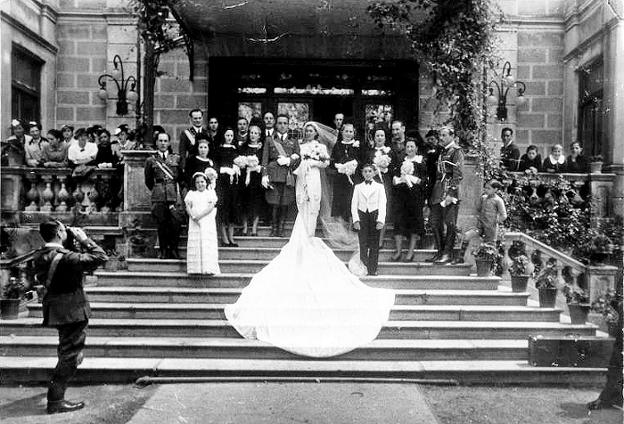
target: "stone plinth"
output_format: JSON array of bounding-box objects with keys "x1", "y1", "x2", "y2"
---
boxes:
[
  {"x1": 120, "y1": 150, "x2": 156, "y2": 227},
  {"x1": 456, "y1": 155, "x2": 483, "y2": 231}
]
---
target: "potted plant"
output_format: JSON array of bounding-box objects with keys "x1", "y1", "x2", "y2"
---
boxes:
[
  {"x1": 589, "y1": 155, "x2": 603, "y2": 173},
  {"x1": 591, "y1": 288, "x2": 621, "y2": 337},
  {"x1": 1, "y1": 277, "x2": 26, "y2": 320},
  {"x1": 534, "y1": 258, "x2": 560, "y2": 308},
  {"x1": 472, "y1": 242, "x2": 498, "y2": 277},
  {"x1": 562, "y1": 284, "x2": 590, "y2": 324},
  {"x1": 509, "y1": 254, "x2": 531, "y2": 292}
]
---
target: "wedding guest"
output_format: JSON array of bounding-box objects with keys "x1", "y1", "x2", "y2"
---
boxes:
[
  {"x1": 390, "y1": 120, "x2": 406, "y2": 156},
  {"x1": 363, "y1": 127, "x2": 393, "y2": 246},
  {"x1": 95, "y1": 129, "x2": 118, "y2": 168},
  {"x1": 179, "y1": 108, "x2": 206, "y2": 172},
  {"x1": 25, "y1": 121, "x2": 48, "y2": 167},
  {"x1": 207, "y1": 116, "x2": 221, "y2": 154},
  {"x1": 236, "y1": 117, "x2": 249, "y2": 147},
  {"x1": 263, "y1": 112, "x2": 276, "y2": 140},
  {"x1": 391, "y1": 139, "x2": 428, "y2": 262},
  {"x1": 184, "y1": 136, "x2": 216, "y2": 194},
  {"x1": 333, "y1": 112, "x2": 345, "y2": 134},
  {"x1": 331, "y1": 122, "x2": 361, "y2": 222},
  {"x1": 240, "y1": 125, "x2": 265, "y2": 236},
  {"x1": 68, "y1": 129, "x2": 98, "y2": 167},
  {"x1": 542, "y1": 144, "x2": 566, "y2": 173},
  {"x1": 352, "y1": 164, "x2": 387, "y2": 276},
  {"x1": 61, "y1": 125, "x2": 77, "y2": 147},
  {"x1": 1, "y1": 119, "x2": 30, "y2": 166},
  {"x1": 215, "y1": 128, "x2": 241, "y2": 246},
  {"x1": 185, "y1": 172, "x2": 220, "y2": 276},
  {"x1": 42, "y1": 129, "x2": 69, "y2": 168},
  {"x1": 519, "y1": 145, "x2": 542, "y2": 173},
  {"x1": 424, "y1": 129, "x2": 442, "y2": 201},
  {"x1": 453, "y1": 180, "x2": 507, "y2": 264},
  {"x1": 566, "y1": 141, "x2": 589, "y2": 173},
  {"x1": 261, "y1": 114, "x2": 300, "y2": 236},
  {"x1": 500, "y1": 127, "x2": 521, "y2": 171},
  {"x1": 111, "y1": 124, "x2": 136, "y2": 161},
  {"x1": 427, "y1": 126, "x2": 463, "y2": 264}
]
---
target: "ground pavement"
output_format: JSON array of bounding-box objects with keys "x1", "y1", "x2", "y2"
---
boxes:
[{"x1": 0, "y1": 383, "x2": 622, "y2": 424}]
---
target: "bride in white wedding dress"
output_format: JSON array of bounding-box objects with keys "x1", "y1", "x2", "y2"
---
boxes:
[{"x1": 224, "y1": 122, "x2": 395, "y2": 357}]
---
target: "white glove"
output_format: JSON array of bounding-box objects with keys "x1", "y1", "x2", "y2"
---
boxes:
[
  {"x1": 261, "y1": 175, "x2": 271, "y2": 189},
  {"x1": 276, "y1": 157, "x2": 289, "y2": 166}
]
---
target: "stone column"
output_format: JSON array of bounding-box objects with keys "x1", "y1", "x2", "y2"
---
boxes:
[{"x1": 119, "y1": 150, "x2": 156, "y2": 227}]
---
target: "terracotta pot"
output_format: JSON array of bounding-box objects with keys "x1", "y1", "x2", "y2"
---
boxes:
[
  {"x1": 475, "y1": 259, "x2": 494, "y2": 277},
  {"x1": 0, "y1": 299, "x2": 21, "y2": 320},
  {"x1": 510, "y1": 275, "x2": 529, "y2": 293},
  {"x1": 568, "y1": 303, "x2": 590, "y2": 324},
  {"x1": 538, "y1": 288, "x2": 558, "y2": 308},
  {"x1": 590, "y1": 161, "x2": 603, "y2": 173}
]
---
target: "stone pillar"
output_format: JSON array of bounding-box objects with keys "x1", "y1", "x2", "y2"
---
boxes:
[
  {"x1": 0, "y1": 168, "x2": 24, "y2": 216},
  {"x1": 119, "y1": 150, "x2": 156, "y2": 227},
  {"x1": 457, "y1": 155, "x2": 483, "y2": 230}
]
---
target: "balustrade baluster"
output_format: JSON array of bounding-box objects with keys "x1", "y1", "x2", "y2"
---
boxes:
[
  {"x1": 56, "y1": 174, "x2": 71, "y2": 212},
  {"x1": 24, "y1": 173, "x2": 39, "y2": 211},
  {"x1": 40, "y1": 175, "x2": 54, "y2": 212}
]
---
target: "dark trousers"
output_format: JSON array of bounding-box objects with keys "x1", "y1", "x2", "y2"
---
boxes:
[
  {"x1": 358, "y1": 210, "x2": 380, "y2": 274},
  {"x1": 152, "y1": 202, "x2": 181, "y2": 253},
  {"x1": 429, "y1": 202, "x2": 459, "y2": 255},
  {"x1": 48, "y1": 320, "x2": 88, "y2": 402}
]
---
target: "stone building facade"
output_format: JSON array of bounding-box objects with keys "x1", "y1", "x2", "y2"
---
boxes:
[{"x1": 2, "y1": 0, "x2": 623, "y2": 214}]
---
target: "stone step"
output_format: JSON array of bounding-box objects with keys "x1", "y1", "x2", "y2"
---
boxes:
[
  {"x1": 124, "y1": 259, "x2": 473, "y2": 276},
  {"x1": 92, "y1": 272, "x2": 500, "y2": 290},
  {"x1": 1, "y1": 318, "x2": 597, "y2": 339},
  {"x1": 26, "y1": 303, "x2": 560, "y2": 322},
  {"x1": 0, "y1": 357, "x2": 607, "y2": 385},
  {"x1": 158, "y1": 236, "x2": 402, "y2": 250},
  {"x1": 84, "y1": 286, "x2": 530, "y2": 306},
  {"x1": 174, "y1": 247, "x2": 436, "y2": 262},
  {"x1": 0, "y1": 336, "x2": 530, "y2": 361}
]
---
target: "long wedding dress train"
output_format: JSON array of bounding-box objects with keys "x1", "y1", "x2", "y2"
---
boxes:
[{"x1": 224, "y1": 141, "x2": 395, "y2": 357}]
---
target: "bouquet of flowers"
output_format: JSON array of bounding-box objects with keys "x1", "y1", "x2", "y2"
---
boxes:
[
  {"x1": 233, "y1": 155, "x2": 248, "y2": 169},
  {"x1": 204, "y1": 167, "x2": 218, "y2": 187},
  {"x1": 373, "y1": 150, "x2": 391, "y2": 179},
  {"x1": 336, "y1": 159, "x2": 358, "y2": 184},
  {"x1": 302, "y1": 143, "x2": 329, "y2": 162},
  {"x1": 245, "y1": 155, "x2": 261, "y2": 186},
  {"x1": 400, "y1": 160, "x2": 417, "y2": 188}
]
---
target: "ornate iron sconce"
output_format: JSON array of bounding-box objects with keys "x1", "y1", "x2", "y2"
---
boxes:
[
  {"x1": 487, "y1": 61, "x2": 527, "y2": 121},
  {"x1": 97, "y1": 55, "x2": 139, "y2": 116}
]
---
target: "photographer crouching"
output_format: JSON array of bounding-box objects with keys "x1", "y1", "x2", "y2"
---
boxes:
[{"x1": 33, "y1": 220, "x2": 108, "y2": 414}]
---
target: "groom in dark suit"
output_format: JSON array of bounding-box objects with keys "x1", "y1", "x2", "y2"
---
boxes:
[{"x1": 34, "y1": 220, "x2": 107, "y2": 414}]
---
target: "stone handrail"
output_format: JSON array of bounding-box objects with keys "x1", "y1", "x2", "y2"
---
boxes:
[
  {"x1": 0, "y1": 249, "x2": 39, "y2": 292},
  {"x1": 504, "y1": 231, "x2": 619, "y2": 306}
]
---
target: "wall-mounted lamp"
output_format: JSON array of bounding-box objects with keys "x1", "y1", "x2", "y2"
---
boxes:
[
  {"x1": 97, "y1": 55, "x2": 139, "y2": 116},
  {"x1": 487, "y1": 61, "x2": 527, "y2": 121}
]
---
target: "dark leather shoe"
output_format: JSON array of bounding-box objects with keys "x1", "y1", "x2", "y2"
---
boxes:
[
  {"x1": 47, "y1": 400, "x2": 85, "y2": 414},
  {"x1": 435, "y1": 254, "x2": 452, "y2": 264}
]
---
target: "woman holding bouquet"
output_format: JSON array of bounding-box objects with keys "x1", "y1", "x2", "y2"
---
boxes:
[
  {"x1": 184, "y1": 136, "x2": 216, "y2": 195},
  {"x1": 391, "y1": 139, "x2": 428, "y2": 261},
  {"x1": 365, "y1": 128, "x2": 393, "y2": 246},
  {"x1": 240, "y1": 125, "x2": 265, "y2": 236},
  {"x1": 330, "y1": 123, "x2": 361, "y2": 222},
  {"x1": 215, "y1": 128, "x2": 241, "y2": 247}
]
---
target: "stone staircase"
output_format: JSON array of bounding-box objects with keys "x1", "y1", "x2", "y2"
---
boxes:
[{"x1": 0, "y1": 225, "x2": 609, "y2": 385}]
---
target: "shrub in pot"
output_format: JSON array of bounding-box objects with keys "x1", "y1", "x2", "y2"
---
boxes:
[
  {"x1": 589, "y1": 155, "x2": 603, "y2": 173},
  {"x1": 509, "y1": 254, "x2": 531, "y2": 293},
  {"x1": 562, "y1": 284, "x2": 590, "y2": 324},
  {"x1": 472, "y1": 242, "x2": 499, "y2": 277},
  {"x1": 1, "y1": 277, "x2": 26, "y2": 320},
  {"x1": 534, "y1": 258, "x2": 561, "y2": 308}
]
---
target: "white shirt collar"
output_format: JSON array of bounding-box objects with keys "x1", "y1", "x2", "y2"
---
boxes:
[
  {"x1": 549, "y1": 155, "x2": 565, "y2": 165},
  {"x1": 44, "y1": 242, "x2": 64, "y2": 249},
  {"x1": 193, "y1": 126, "x2": 203, "y2": 133}
]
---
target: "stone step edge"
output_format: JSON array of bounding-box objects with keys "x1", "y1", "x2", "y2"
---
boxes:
[
  {"x1": 2, "y1": 317, "x2": 597, "y2": 329},
  {"x1": 26, "y1": 302, "x2": 558, "y2": 313},
  {"x1": 125, "y1": 259, "x2": 470, "y2": 267}
]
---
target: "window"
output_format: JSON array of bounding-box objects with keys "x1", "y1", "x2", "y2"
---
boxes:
[
  {"x1": 578, "y1": 61, "x2": 604, "y2": 157},
  {"x1": 11, "y1": 46, "x2": 43, "y2": 122}
]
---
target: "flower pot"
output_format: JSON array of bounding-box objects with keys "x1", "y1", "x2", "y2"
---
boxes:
[
  {"x1": 538, "y1": 288, "x2": 558, "y2": 308},
  {"x1": 0, "y1": 299, "x2": 21, "y2": 320},
  {"x1": 590, "y1": 161, "x2": 603, "y2": 173},
  {"x1": 510, "y1": 275, "x2": 529, "y2": 292},
  {"x1": 475, "y1": 259, "x2": 494, "y2": 277},
  {"x1": 568, "y1": 303, "x2": 590, "y2": 324}
]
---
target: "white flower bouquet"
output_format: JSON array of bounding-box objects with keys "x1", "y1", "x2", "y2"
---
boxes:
[{"x1": 336, "y1": 159, "x2": 358, "y2": 184}]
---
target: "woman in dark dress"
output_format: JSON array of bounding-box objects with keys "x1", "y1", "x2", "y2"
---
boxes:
[
  {"x1": 184, "y1": 136, "x2": 216, "y2": 194},
  {"x1": 566, "y1": 141, "x2": 589, "y2": 173},
  {"x1": 362, "y1": 127, "x2": 393, "y2": 247},
  {"x1": 239, "y1": 125, "x2": 265, "y2": 236},
  {"x1": 330, "y1": 123, "x2": 362, "y2": 222},
  {"x1": 215, "y1": 128, "x2": 241, "y2": 246},
  {"x1": 391, "y1": 139, "x2": 427, "y2": 262}
]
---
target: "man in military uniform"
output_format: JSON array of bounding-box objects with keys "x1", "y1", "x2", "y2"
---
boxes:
[
  {"x1": 145, "y1": 132, "x2": 183, "y2": 258},
  {"x1": 427, "y1": 126, "x2": 464, "y2": 264},
  {"x1": 261, "y1": 114, "x2": 300, "y2": 236},
  {"x1": 34, "y1": 220, "x2": 107, "y2": 414},
  {"x1": 179, "y1": 108, "x2": 207, "y2": 172}
]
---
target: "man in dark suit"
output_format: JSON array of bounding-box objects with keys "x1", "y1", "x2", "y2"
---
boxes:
[
  {"x1": 261, "y1": 114, "x2": 300, "y2": 236},
  {"x1": 178, "y1": 108, "x2": 206, "y2": 172},
  {"x1": 34, "y1": 220, "x2": 107, "y2": 414},
  {"x1": 500, "y1": 127, "x2": 521, "y2": 171},
  {"x1": 427, "y1": 126, "x2": 464, "y2": 264},
  {"x1": 145, "y1": 132, "x2": 183, "y2": 258}
]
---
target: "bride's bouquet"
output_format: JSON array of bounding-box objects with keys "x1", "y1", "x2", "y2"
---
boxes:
[
  {"x1": 336, "y1": 159, "x2": 358, "y2": 185},
  {"x1": 245, "y1": 155, "x2": 261, "y2": 186},
  {"x1": 302, "y1": 143, "x2": 329, "y2": 162}
]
